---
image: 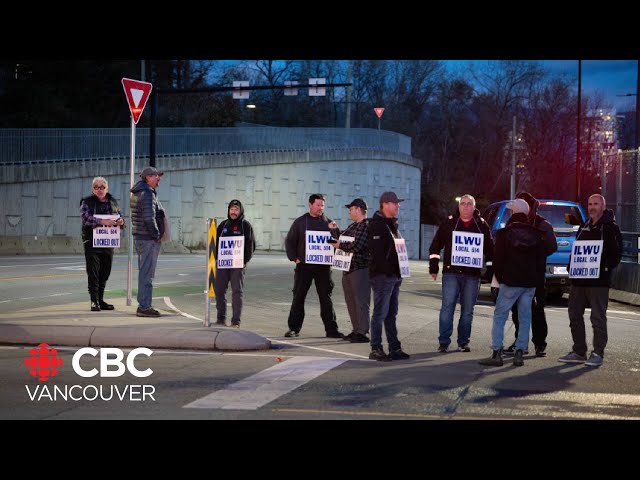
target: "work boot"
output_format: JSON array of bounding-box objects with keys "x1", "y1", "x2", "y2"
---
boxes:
[
  {"x1": 479, "y1": 348, "x2": 503, "y2": 366},
  {"x1": 89, "y1": 289, "x2": 100, "y2": 311},
  {"x1": 98, "y1": 287, "x2": 115, "y2": 310},
  {"x1": 513, "y1": 349, "x2": 524, "y2": 367}
]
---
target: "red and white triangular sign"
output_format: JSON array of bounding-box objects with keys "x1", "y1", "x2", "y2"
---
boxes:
[
  {"x1": 374, "y1": 107, "x2": 385, "y2": 118},
  {"x1": 121, "y1": 78, "x2": 153, "y2": 124}
]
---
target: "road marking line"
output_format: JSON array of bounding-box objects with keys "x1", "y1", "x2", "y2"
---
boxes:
[
  {"x1": 163, "y1": 297, "x2": 202, "y2": 322},
  {"x1": 268, "y1": 339, "x2": 369, "y2": 359},
  {"x1": 0, "y1": 262, "x2": 85, "y2": 268},
  {"x1": 184, "y1": 356, "x2": 348, "y2": 410},
  {"x1": 1, "y1": 293, "x2": 74, "y2": 303}
]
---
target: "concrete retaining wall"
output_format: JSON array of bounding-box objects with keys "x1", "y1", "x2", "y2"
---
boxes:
[{"x1": 0, "y1": 148, "x2": 422, "y2": 258}]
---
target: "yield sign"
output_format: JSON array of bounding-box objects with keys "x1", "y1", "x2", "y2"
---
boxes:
[
  {"x1": 374, "y1": 107, "x2": 385, "y2": 118},
  {"x1": 121, "y1": 78, "x2": 153, "y2": 124}
]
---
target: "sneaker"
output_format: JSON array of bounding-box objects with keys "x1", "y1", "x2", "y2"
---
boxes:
[
  {"x1": 349, "y1": 332, "x2": 370, "y2": 344},
  {"x1": 215, "y1": 320, "x2": 228, "y2": 327},
  {"x1": 369, "y1": 348, "x2": 391, "y2": 362},
  {"x1": 326, "y1": 330, "x2": 345, "y2": 339},
  {"x1": 284, "y1": 330, "x2": 299, "y2": 337},
  {"x1": 231, "y1": 323, "x2": 240, "y2": 329},
  {"x1": 535, "y1": 344, "x2": 547, "y2": 357},
  {"x1": 585, "y1": 352, "x2": 603, "y2": 367},
  {"x1": 342, "y1": 332, "x2": 356, "y2": 341},
  {"x1": 389, "y1": 349, "x2": 410, "y2": 360},
  {"x1": 457, "y1": 343, "x2": 471, "y2": 352},
  {"x1": 504, "y1": 343, "x2": 528, "y2": 356},
  {"x1": 558, "y1": 351, "x2": 587, "y2": 363},
  {"x1": 437, "y1": 344, "x2": 448, "y2": 353},
  {"x1": 136, "y1": 307, "x2": 160, "y2": 317},
  {"x1": 90, "y1": 301, "x2": 101, "y2": 312}
]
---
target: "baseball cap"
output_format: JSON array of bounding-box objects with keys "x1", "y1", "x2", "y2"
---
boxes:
[
  {"x1": 140, "y1": 166, "x2": 164, "y2": 179},
  {"x1": 345, "y1": 198, "x2": 368, "y2": 210},
  {"x1": 506, "y1": 198, "x2": 530, "y2": 215},
  {"x1": 380, "y1": 191, "x2": 404, "y2": 203}
]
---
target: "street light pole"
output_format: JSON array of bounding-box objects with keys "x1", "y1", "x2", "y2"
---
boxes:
[
  {"x1": 576, "y1": 60, "x2": 582, "y2": 203},
  {"x1": 510, "y1": 115, "x2": 516, "y2": 199}
]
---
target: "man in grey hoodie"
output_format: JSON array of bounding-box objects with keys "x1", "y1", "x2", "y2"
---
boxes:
[{"x1": 130, "y1": 166, "x2": 164, "y2": 317}]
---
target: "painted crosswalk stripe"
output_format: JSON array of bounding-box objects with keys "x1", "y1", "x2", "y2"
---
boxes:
[{"x1": 184, "y1": 356, "x2": 348, "y2": 410}]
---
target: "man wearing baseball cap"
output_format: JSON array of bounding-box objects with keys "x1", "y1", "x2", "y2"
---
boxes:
[
  {"x1": 130, "y1": 165, "x2": 164, "y2": 317},
  {"x1": 367, "y1": 191, "x2": 410, "y2": 361},
  {"x1": 332, "y1": 198, "x2": 371, "y2": 343},
  {"x1": 479, "y1": 198, "x2": 545, "y2": 367}
]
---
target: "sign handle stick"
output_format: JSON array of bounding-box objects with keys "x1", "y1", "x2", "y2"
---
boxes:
[{"x1": 127, "y1": 117, "x2": 135, "y2": 306}]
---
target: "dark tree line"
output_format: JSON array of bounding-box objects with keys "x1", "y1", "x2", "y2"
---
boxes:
[{"x1": 0, "y1": 60, "x2": 619, "y2": 222}]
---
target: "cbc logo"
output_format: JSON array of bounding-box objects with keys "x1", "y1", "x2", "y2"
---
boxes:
[{"x1": 72, "y1": 347, "x2": 153, "y2": 378}]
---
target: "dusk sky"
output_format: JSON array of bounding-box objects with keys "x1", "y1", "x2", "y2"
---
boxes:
[{"x1": 446, "y1": 60, "x2": 638, "y2": 112}]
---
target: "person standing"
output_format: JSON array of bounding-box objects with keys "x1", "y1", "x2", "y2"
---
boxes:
[
  {"x1": 429, "y1": 194, "x2": 493, "y2": 353},
  {"x1": 479, "y1": 199, "x2": 545, "y2": 367},
  {"x1": 284, "y1": 193, "x2": 344, "y2": 338},
  {"x1": 367, "y1": 191, "x2": 410, "y2": 361},
  {"x1": 80, "y1": 176, "x2": 125, "y2": 311},
  {"x1": 558, "y1": 194, "x2": 622, "y2": 367},
  {"x1": 503, "y1": 191, "x2": 558, "y2": 357},
  {"x1": 332, "y1": 198, "x2": 371, "y2": 343},
  {"x1": 130, "y1": 166, "x2": 164, "y2": 318},
  {"x1": 215, "y1": 199, "x2": 256, "y2": 328}
]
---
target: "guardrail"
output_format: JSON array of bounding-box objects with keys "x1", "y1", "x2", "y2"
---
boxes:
[{"x1": 0, "y1": 127, "x2": 412, "y2": 164}]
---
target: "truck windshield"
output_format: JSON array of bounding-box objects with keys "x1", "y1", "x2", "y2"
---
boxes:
[{"x1": 501, "y1": 204, "x2": 583, "y2": 230}]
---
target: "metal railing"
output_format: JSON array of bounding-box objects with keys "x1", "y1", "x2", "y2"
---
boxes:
[{"x1": 0, "y1": 127, "x2": 412, "y2": 164}]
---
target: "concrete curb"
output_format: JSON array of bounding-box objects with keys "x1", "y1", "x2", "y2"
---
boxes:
[{"x1": 0, "y1": 324, "x2": 271, "y2": 351}]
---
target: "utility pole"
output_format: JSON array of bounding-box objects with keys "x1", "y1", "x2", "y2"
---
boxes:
[
  {"x1": 635, "y1": 59, "x2": 640, "y2": 232},
  {"x1": 510, "y1": 115, "x2": 516, "y2": 199},
  {"x1": 345, "y1": 64, "x2": 352, "y2": 129}
]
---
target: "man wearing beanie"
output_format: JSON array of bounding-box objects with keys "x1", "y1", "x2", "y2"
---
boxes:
[
  {"x1": 503, "y1": 191, "x2": 557, "y2": 357},
  {"x1": 479, "y1": 198, "x2": 546, "y2": 367},
  {"x1": 215, "y1": 199, "x2": 256, "y2": 328}
]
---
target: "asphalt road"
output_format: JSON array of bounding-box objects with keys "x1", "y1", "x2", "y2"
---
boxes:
[{"x1": 1, "y1": 253, "x2": 640, "y2": 420}]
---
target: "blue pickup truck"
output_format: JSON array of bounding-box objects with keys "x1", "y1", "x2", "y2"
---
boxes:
[{"x1": 482, "y1": 199, "x2": 587, "y2": 299}]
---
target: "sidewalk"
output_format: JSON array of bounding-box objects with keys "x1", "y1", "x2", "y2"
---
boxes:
[{"x1": 0, "y1": 297, "x2": 271, "y2": 351}]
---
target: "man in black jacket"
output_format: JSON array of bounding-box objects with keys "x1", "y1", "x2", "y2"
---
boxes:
[
  {"x1": 559, "y1": 194, "x2": 622, "y2": 367},
  {"x1": 429, "y1": 194, "x2": 493, "y2": 353},
  {"x1": 504, "y1": 191, "x2": 558, "y2": 357},
  {"x1": 479, "y1": 199, "x2": 546, "y2": 367},
  {"x1": 214, "y1": 199, "x2": 256, "y2": 328},
  {"x1": 284, "y1": 193, "x2": 343, "y2": 338},
  {"x1": 367, "y1": 191, "x2": 410, "y2": 361}
]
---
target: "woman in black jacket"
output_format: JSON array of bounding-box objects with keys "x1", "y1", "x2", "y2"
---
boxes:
[{"x1": 80, "y1": 176, "x2": 125, "y2": 311}]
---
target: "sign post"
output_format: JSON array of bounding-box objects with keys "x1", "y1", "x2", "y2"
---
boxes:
[
  {"x1": 204, "y1": 218, "x2": 218, "y2": 327},
  {"x1": 374, "y1": 107, "x2": 385, "y2": 130},
  {"x1": 121, "y1": 78, "x2": 153, "y2": 306}
]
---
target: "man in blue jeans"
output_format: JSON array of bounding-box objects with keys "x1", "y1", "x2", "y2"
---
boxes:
[
  {"x1": 367, "y1": 191, "x2": 410, "y2": 362},
  {"x1": 130, "y1": 166, "x2": 164, "y2": 317},
  {"x1": 429, "y1": 194, "x2": 493, "y2": 353},
  {"x1": 479, "y1": 199, "x2": 545, "y2": 367}
]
